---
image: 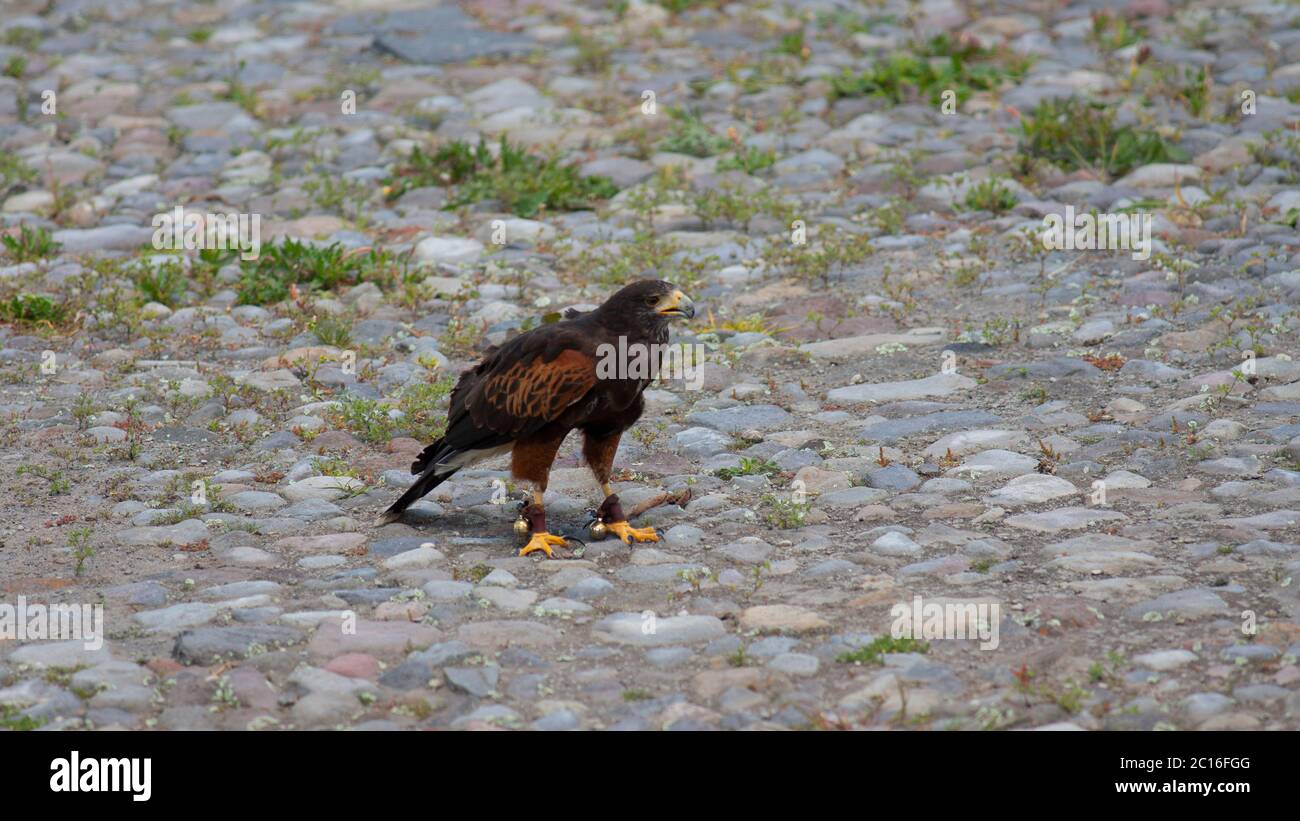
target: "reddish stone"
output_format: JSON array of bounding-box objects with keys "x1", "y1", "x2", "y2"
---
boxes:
[
  {"x1": 32, "y1": 426, "x2": 76, "y2": 443},
  {"x1": 325, "y1": 652, "x2": 381, "y2": 680},
  {"x1": 387, "y1": 437, "x2": 423, "y2": 454},
  {"x1": 1025, "y1": 597, "x2": 1102, "y2": 635},
  {"x1": 311, "y1": 430, "x2": 362, "y2": 452},
  {"x1": 147, "y1": 658, "x2": 185, "y2": 676},
  {"x1": 227, "y1": 666, "x2": 278, "y2": 710},
  {"x1": 1127, "y1": 0, "x2": 1170, "y2": 18},
  {"x1": 309, "y1": 618, "x2": 441, "y2": 659}
]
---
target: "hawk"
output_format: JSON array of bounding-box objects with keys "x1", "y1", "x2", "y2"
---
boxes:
[{"x1": 378, "y1": 279, "x2": 696, "y2": 557}]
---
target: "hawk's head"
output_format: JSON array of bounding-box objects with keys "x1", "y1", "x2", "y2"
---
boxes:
[{"x1": 602, "y1": 279, "x2": 696, "y2": 326}]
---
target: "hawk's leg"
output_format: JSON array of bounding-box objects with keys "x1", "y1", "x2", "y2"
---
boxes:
[
  {"x1": 518, "y1": 491, "x2": 567, "y2": 557},
  {"x1": 513, "y1": 433, "x2": 568, "y2": 558},
  {"x1": 596, "y1": 491, "x2": 658, "y2": 544},
  {"x1": 583, "y1": 429, "x2": 658, "y2": 544}
]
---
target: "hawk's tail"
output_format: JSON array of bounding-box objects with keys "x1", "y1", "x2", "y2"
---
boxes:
[
  {"x1": 375, "y1": 467, "x2": 457, "y2": 526},
  {"x1": 381, "y1": 429, "x2": 511, "y2": 525},
  {"x1": 411, "y1": 437, "x2": 446, "y2": 475}
]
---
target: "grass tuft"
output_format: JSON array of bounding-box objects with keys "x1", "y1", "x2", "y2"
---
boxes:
[
  {"x1": 385, "y1": 137, "x2": 617, "y2": 218},
  {"x1": 830, "y1": 34, "x2": 1030, "y2": 106},
  {"x1": 236, "y1": 241, "x2": 414, "y2": 306},
  {"x1": 836, "y1": 636, "x2": 929, "y2": 664},
  {"x1": 1016, "y1": 97, "x2": 1187, "y2": 178},
  {"x1": 2, "y1": 225, "x2": 61, "y2": 262}
]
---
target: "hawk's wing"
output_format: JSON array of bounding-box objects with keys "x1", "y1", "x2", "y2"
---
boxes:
[
  {"x1": 463, "y1": 346, "x2": 598, "y2": 437},
  {"x1": 408, "y1": 325, "x2": 601, "y2": 478},
  {"x1": 448, "y1": 326, "x2": 600, "y2": 440}
]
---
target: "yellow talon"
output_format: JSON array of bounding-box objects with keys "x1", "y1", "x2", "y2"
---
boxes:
[
  {"x1": 605, "y1": 521, "x2": 658, "y2": 544},
  {"x1": 519, "y1": 531, "x2": 567, "y2": 558}
]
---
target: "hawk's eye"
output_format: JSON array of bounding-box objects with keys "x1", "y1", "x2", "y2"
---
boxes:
[{"x1": 645, "y1": 295, "x2": 660, "y2": 307}]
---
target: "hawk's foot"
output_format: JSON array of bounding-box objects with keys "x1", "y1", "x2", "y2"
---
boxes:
[
  {"x1": 606, "y1": 521, "x2": 658, "y2": 544},
  {"x1": 519, "y1": 531, "x2": 567, "y2": 558}
]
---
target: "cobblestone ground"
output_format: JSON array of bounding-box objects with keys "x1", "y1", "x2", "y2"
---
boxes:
[{"x1": 1, "y1": 0, "x2": 1299, "y2": 731}]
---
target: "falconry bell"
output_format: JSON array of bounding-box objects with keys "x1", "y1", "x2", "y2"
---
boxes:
[
  {"x1": 588, "y1": 517, "x2": 608, "y2": 540},
  {"x1": 513, "y1": 515, "x2": 531, "y2": 537}
]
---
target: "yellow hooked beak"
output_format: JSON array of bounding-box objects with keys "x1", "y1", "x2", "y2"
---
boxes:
[{"x1": 656, "y1": 289, "x2": 696, "y2": 319}]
